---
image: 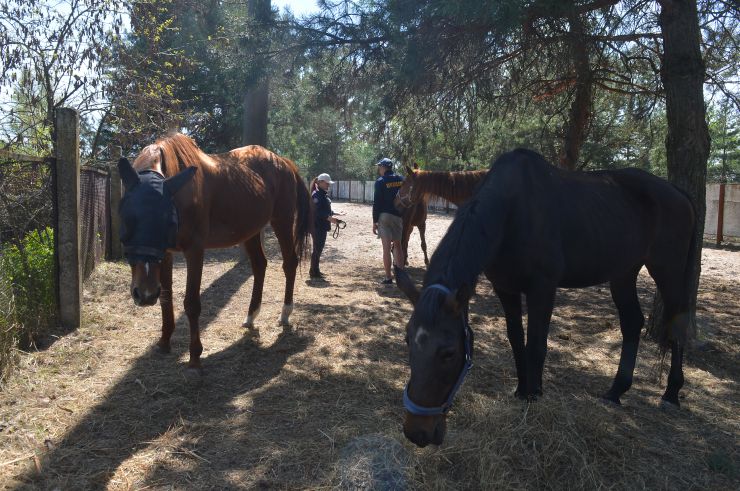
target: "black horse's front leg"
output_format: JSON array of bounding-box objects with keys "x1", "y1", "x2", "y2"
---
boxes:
[
  {"x1": 183, "y1": 248, "x2": 204, "y2": 370},
  {"x1": 495, "y1": 287, "x2": 527, "y2": 399},
  {"x1": 524, "y1": 283, "x2": 557, "y2": 400}
]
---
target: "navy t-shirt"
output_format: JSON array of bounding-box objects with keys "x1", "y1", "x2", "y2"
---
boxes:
[
  {"x1": 373, "y1": 171, "x2": 403, "y2": 222},
  {"x1": 312, "y1": 188, "x2": 333, "y2": 232}
]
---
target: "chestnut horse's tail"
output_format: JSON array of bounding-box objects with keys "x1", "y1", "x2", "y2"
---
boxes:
[{"x1": 294, "y1": 172, "x2": 313, "y2": 261}]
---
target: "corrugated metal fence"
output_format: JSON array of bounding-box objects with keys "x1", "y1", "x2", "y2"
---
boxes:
[{"x1": 706, "y1": 183, "x2": 740, "y2": 244}]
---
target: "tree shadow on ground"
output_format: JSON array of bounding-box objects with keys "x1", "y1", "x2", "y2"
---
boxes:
[
  {"x1": 17, "y1": 244, "x2": 312, "y2": 489},
  {"x1": 18, "y1": 328, "x2": 311, "y2": 489}
]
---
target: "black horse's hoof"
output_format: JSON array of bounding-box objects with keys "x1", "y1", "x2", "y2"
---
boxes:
[
  {"x1": 659, "y1": 398, "x2": 680, "y2": 411},
  {"x1": 514, "y1": 389, "x2": 527, "y2": 400},
  {"x1": 600, "y1": 394, "x2": 622, "y2": 407}
]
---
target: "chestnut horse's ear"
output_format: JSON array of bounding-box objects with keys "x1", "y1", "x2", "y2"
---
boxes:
[
  {"x1": 164, "y1": 166, "x2": 197, "y2": 195},
  {"x1": 404, "y1": 164, "x2": 414, "y2": 176},
  {"x1": 118, "y1": 158, "x2": 140, "y2": 191},
  {"x1": 413, "y1": 162, "x2": 419, "y2": 169},
  {"x1": 395, "y1": 266, "x2": 419, "y2": 305}
]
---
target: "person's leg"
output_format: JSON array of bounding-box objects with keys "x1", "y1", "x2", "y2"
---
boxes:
[{"x1": 310, "y1": 230, "x2": 327, "y2": 277}]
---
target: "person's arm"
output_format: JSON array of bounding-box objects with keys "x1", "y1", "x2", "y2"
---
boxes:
[
  {"x1": 316, "y1": 195, "x2": 332, "y2": 222},
  {"x1": 372, "y1": 180, "x2": 383, "y2": 224}
]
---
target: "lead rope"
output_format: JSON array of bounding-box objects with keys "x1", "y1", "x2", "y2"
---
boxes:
[{"x1": 332, "y1": 219, "x2": 346, "y2": 239}]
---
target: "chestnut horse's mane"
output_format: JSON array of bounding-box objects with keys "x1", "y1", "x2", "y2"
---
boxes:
[
  {"x1": 412, "y1": 169, "x2": 488, "y2": 205},
  {"x1": 156, "y1": 133, "x2": 213, "y2": 177}
]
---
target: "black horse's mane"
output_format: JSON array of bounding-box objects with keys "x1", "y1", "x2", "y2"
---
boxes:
[{"x1": 418, "y1": 149, "x2": 548, "y2": 317}]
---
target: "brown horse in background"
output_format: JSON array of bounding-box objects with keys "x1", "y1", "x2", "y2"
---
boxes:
[
  {"x1": 394, "y1": 166, "x2": 487, "y2": 266},
  {"x1": 117, "y1": 133, "x2": 312, "y2": 370},
  {"x1": 395, "y1": 166, "x2": 488, "y2": 209},
  {"x1": 399, "y1": 200, "x2": 430, "y2": 266}
]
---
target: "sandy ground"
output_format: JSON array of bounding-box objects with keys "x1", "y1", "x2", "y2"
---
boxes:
[{"x1": 0, "y1": 201, "x2": 738, "y2": 489}]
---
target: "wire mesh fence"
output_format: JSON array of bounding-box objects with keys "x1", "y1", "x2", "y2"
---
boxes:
[
  {"x1": 0, "y1": 156, "x2": 54, "y2": 246},
  {"x1": 80, "y1": 166, "x2": 111, "y2": 281}
]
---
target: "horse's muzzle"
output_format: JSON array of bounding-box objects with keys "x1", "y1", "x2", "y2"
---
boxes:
[
  {"x1": 403, "y1": 413, "x2": 447, "y2": 447},
  {"x1": 131, "y1": 286, "x2": 160, "y2": 306}
]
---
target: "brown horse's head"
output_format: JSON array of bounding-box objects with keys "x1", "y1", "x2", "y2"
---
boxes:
[
  {"x1": 395, "y1": 267, "x2": 474, "y2": 447},
  {"x1": 394, "y1": 164, "x2": 422, "y2": 209},
  {"x1": 117, "y1": 153, "x2": 196, "y2": 306}
]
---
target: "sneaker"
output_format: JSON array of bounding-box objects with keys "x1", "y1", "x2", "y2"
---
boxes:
[{"x1": 381, "y1": 278, "x2": 393, "y2": 285}]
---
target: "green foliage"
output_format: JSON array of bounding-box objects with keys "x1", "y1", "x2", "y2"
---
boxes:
[
  {"x1": 0, "y1": 263, "x2": 18, "y2": 384},
  {"x1": 0, "y1": 227, "x2": 56, "y2": 350},
  {"x1": 0, "y1": 0, "x2": 123, "y2": 153},
  {"x1": 707, "y1": 100, "x2": 740, "y2": 183}
]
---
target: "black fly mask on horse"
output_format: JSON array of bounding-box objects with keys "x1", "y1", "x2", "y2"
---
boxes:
[{"x1": 117, "y1": 157, "x2": 196, "y2": 265}]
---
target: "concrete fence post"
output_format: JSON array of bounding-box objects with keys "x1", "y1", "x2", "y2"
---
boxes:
[
  {"x1": 55, "y1": 108, "x2": 81, "y2": 329},
  {"x1": 109, "y1": 146, "x2": 123, "y2": 260}
]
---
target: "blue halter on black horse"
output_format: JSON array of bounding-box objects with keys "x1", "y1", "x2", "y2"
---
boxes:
[{"x1": 396, "y1": 148, "x2": 697, "y2": 447}]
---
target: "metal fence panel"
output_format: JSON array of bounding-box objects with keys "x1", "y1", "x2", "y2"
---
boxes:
[
  {"x1": 706, "y1": 183, "x2": 740, "y2": 240},
  {"x1": 350, "y1": 181, "x2": 365, "y2": 202},
  {"x1": 365, "y1": 181, "x2": 375, "y2": 202}
]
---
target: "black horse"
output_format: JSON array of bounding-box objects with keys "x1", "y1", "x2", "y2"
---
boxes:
[{"x1": 396, "y1": 149, "x2": 696, "y2": 447}]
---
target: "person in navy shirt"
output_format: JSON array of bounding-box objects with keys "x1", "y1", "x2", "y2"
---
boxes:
[
  {"x1": 372, "y1": 158, "x2": 404, "y2": 284},
  {"x1": 310, "y1": 173, "x2": 343, "y2": 280}
]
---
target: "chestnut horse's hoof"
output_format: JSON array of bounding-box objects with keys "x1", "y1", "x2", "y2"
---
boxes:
[
  {"x1": 184, "y1": 365, "x2": 204, "y2": 384},
  {"x1": 154, "y1": 342, "x2": 171, "y2": 354}
]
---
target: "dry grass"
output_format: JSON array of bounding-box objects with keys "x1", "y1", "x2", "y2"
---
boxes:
[{"x1": 0, "y1": 202, "x2": 738, "y2": 490}]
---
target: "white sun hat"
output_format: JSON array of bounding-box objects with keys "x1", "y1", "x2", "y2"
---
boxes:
[{"x1": 317, "y1": 173, "x2": 335, "y2": 184}]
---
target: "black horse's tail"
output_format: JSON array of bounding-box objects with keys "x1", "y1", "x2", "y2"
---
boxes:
[
  {"x1": 659, "y1": 191, "x2": 699, "y2": 351},
  {"x1": 678, "y1": 210, "x2": 699, "y2": 347},
  {"x1": 294, "y1": 172, "x2": 313, "y2": 261}
]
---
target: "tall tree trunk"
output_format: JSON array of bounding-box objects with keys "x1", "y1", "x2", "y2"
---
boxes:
[
  {"x1": 648, "y1": 0, "x2": 711, "y2": 341},
  {"x1": 242, "y1": 0, "x2": 271, "y2": 147},
  {"x1": 559, "y1": 11, "x2": 593, "y2": 170}
]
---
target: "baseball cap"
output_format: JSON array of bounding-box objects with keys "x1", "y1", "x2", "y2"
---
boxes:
[
  {"x1": 376, "y1": 158, "x2": 393, "y2": 167},
  {"x1": 317, "y1": 173, "x2": 335, "y2": 184}
]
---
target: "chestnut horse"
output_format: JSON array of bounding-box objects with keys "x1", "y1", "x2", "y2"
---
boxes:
[
  {"x1": 117, "y1": 133, "x2": 312, "y2": 370},
  {"x1": 394, "y1": 166, "x2": 487, "y2": 266},
  {"x1": 399, "y1": 201, "x2": 430, "y2": 266},
  {"x1": 394, "y1": 166, "x2": 488, "y2": 210}
]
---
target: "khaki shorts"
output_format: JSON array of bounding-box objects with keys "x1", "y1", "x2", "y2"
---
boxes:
[{"x1": 378, "y1": 212, "x2": 402, "y2": 241}]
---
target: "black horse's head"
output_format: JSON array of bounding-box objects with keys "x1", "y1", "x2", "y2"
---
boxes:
[
  {"x1": 117, "y1": 157, "x2": 196, "y2": 306},
  {"x1": 395, "y1": 267, "x2": 474, "y2": 447}
]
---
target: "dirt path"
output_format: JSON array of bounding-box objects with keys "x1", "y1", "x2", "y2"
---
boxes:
[{"x1": 1, "y1": 202, "x2": 738, "y2": 489}]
